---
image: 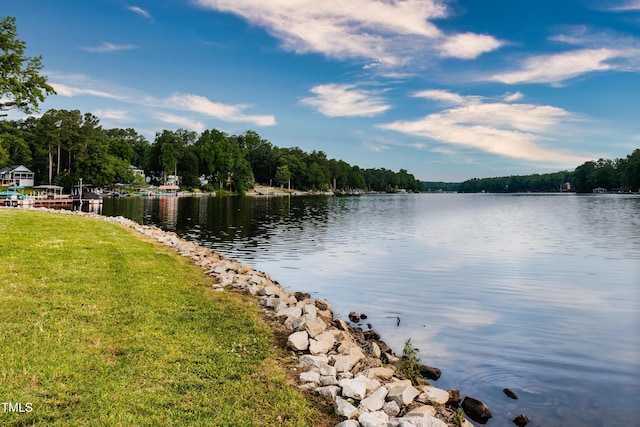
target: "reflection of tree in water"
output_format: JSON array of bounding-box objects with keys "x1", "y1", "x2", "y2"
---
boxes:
[{"x1": 168, "y1": 196, "x2": 333, "y2": 260}]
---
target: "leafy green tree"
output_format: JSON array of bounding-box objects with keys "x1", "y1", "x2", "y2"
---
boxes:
[
  {"x1": 1, "y1": 17, "x2": 55, "y2": 116},
  {"x1": 105, "y1": 128, "x2": 149, "y2": 169},
  {"x1": 275, "y1": 164, "x2": 290, "y2": 188},
  {"x1": 0, "y1": 120, "x2": 30, "y2": 166}
]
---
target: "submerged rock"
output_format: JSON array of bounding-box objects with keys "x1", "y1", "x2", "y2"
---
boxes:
[
  {"x1": 513, "y1": 413, "x2": 530, "y2": 427},
  {"x1": 503, "y1": 388, "x2": 519, "y2": 400}
]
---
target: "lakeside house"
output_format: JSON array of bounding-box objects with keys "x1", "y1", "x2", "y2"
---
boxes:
[
  {"x1": 592, "y1": 187, "x2": 607, "y2": 194},
  {"x1": 0, "y1": 165, "x2": 35, "y2": 187}
]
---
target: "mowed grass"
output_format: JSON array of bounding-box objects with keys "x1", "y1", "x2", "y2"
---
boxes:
[{"x1": 0, "y1": 209, "x2": 320, "y2": 426}]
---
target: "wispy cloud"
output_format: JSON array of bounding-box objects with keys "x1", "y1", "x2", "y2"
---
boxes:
[
  {"x1": 51, "y1": 83, "x2": 126, "y2": 100},
  {"x1": 485, "y1": 26, "x2": 640, "y2": 84},
  {"x1": 49, "y1": 73, "x2": 276, "y2": 128},
  {"x1": 194, "y1": 0, "x2": 501, "y2": 66},
  {"x1": 165, "y1": 93, "x2": 276, "y2": 126},
  {"x1": 487, "y1": 48, "x2": 626, "y2": 84},
  {"x1": 412, "y1": 89, "x2": 471, "y2": 105},
  {"x1": 93, "y1": 109, "x2": 130, "y2": 121},
  {"x1": 82, "y1": 42, "x2": 138, "y2": 53},
  {"x1": 378, "y1": 90, "x2": 587, "y2": 165},
  {"x1": 604, "y1": 0, "x2": 640, "y2": 11},
  {"x1": 300, "y1": 83, "x2": 391, "y2": 117},
  {"x1": 155, "y1": 113, "x2": 206, "y2": 133},
  {"x1": 127, "y1": 5, "x2": 152, "y2": 20},
  {"x1": 503, "y1": 92, "x2": 524, "y2": 102}
]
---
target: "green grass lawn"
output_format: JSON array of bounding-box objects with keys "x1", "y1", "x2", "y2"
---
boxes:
[{"x1": 0, "y1": 209, "x2": 323, "y2": 426}]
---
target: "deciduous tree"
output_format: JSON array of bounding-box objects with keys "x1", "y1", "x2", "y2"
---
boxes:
[{"x1": 1, "y1": 17, "x2": 55, "y2": 115}]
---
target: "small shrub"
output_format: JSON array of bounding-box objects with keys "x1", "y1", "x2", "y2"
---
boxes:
[{"x1": 398, "y1": 338, "x2": 421, "y2": 385}]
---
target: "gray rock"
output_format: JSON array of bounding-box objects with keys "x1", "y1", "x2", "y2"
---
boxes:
[
  {"x1": 299, "y1": 370, "x2": 320, "y2": 383},
  {"x1": 339, "y1": 377, "x2": 368, "y2": 400},
  {"x1": 320, "y1": 375, "x2": 339, "y2": 386},
  {"x1": 383, "y1": 400, "x2": 401, "y2": 417},
  {"x1": 333, "y1": 354, "x2": 363, "y2": 373},
  {"x1": 319, "y1": 361, "x2": 337, "y2": 376},
  {"x1": 335, "y1": 396, "x2": 358, "y2": 419},
  {"x1": 276, "y1": 306, "x2": 302, "y2": 320},
  {"x1": 287, "y1": 331, "x2": 309, "y2": 351},
  {"x1": 309, "y1": 331, "x2": 336, "y2": 355},
  {"x1": 397, "y1": 415, "x2": 447, "y2": 427},
  {"x1": 304, "y1": 316, "x2": 327, "y2": 338},
  {"x1": 303, "y1": 303, "x2": 317, "y2": 317},
  {"x1": 299, "y1": 354, "x2": 329, "y2": 368},
  {"x1": 359, "y1": 386, "x2": 388, "y2": 412},
  {"x1": 358, "y1": 411, "x2": 389, "y2": 427},
  {"x1": 316, "y1": 385, "x2": 341, "y2": 400},
  {"x1": 418, "y1": 385, "x2": 450, "y2": 405},
  {"x1": 387, "y1": 384, "x2": 420, "y2": 406},
  {"x1": 335, "y1": 420, "x2": 359, "y2": 427},
  {"x1": 404, "y1": 404, "x2": 436, "y2": 418}
]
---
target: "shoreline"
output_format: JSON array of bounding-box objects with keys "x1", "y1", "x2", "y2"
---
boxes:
[{"x1": 22, "y1": 207, "x2": 509, "y2": 427}]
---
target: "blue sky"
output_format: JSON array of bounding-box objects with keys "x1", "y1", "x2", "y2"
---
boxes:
[{"x1": 4, "y1": 0, "x2": 640, "y2": 181}]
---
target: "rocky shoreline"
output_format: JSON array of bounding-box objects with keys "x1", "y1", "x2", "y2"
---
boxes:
[{"x1": 28, "y1": 208, "x2": 528, "y2": 427}]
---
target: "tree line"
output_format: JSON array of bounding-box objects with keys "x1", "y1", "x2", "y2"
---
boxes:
[
  {"x1": 0, "y1": 109, "x2": 423, "y2": 194},
  {"x1": 457, "y1": 149, "x2": 640, "y2": 193}
]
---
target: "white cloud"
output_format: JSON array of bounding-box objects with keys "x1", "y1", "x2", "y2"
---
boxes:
[
  {"x1": 52, "y1": 82, "x2": 125, "y2": 100},
  {"x1": 300, "y1": 84, "x2": 391, "y2": 117},
  {"x1": 378, "y1": 90, "x2": 587, "y2": 165},
  {"x1": 127, "y1": 6, "x2": 152, "y2": 19},
  {"x1": 438, "y1": 32, "x2": 503, "y2": 59},
  {"x1": 503, "y1": 92, "x2": 524, "y2": 102},
  {"x1": 93, "y1": 109, "x2": 130, "y2": 121},
  {"x1": 605, "y1": 0, "x2": 640, "y2": 11},
  {"x1": 82, "y1": 42, "x2": 138, "y2": 53},
  {"x1": 412, "y1": 89, "x2": 471, "y2": 105},
  {"x1": 155, "y1": 113, "x2": 206, "y2": 133},
  {"x1": 488, "y1": 47, "x2": 636, "y2": 84},
  {"x1": 47, "y1": 73, "x2": 276, "y2": 127},
  {"x1": 194, "y1": 0, "x2": 500, "y2": 65},
  {"x1": 166, "y1": 93, "x2": 276, "y2": 126}
]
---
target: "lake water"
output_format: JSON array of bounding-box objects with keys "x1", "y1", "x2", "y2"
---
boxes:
[{"x1": 101, "y1": 193, "x2": 640, "y2": 426}]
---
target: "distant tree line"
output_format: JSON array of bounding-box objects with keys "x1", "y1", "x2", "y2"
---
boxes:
[
  {"x1": 422, "y1": 182, "x2": 460, "y2": 192},
  {"x1": 0, "y1": 109, "x2": 423, "y2": 194},
  {"x1": 572, "y1": 150, "x2": 640, "y2": 193},
  {"x1": 457, "y1": 171, "x2": 574, "y2": 193},
  {"x1": 457, "y1": 149, "x2": 640, "y2": 193}
]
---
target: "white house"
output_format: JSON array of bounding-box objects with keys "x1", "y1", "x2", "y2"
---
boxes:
[{"x1": 0, "y1": 165, "x2": 35, "y2": 187}]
